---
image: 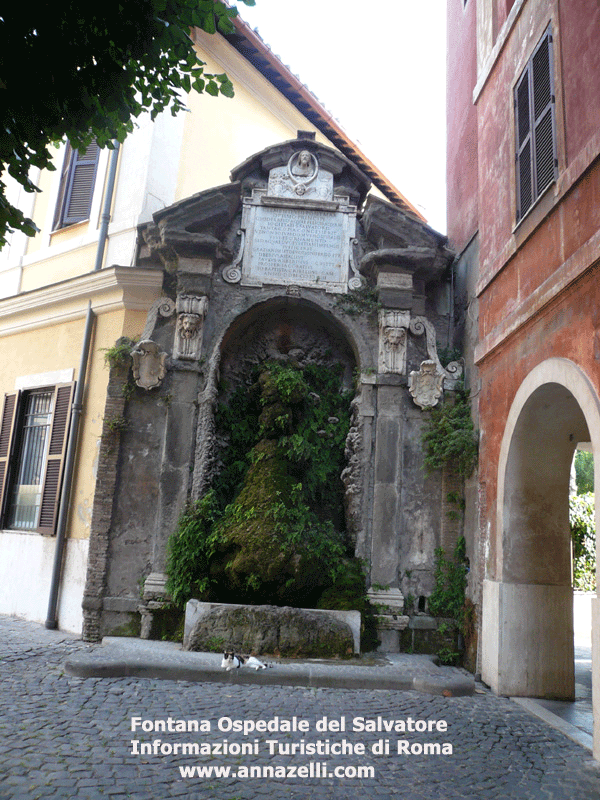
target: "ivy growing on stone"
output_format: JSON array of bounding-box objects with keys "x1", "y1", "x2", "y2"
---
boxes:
[
  {"x1": 166, "y1": 360, "x2": 361, "y2": 610},
  {"x1": 427, "y1": 537, "x2": 468, "y2": 622},
  {"x1": 421, "y1": 384, "x2": 478, "y2": 478}
]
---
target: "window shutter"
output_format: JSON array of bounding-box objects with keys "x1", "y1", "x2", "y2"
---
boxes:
[
  {"x1": 515, "y1": 70, "x2": 533, "y2": 220},
  {"x1": 58, "y1": 143, "x2": 100, "y2": 227},
  {"x1": 515, "y1": 26, "x2": 556, "y2": 223},
  {"x1": 532, "y1": 32, "x2": 556, "y2": 198},
  {"x1": 36, "y1": 383, "x2": 75, "y2": 535},
  {"x1": 0, "y1": 392, "x2": 20, "y2": 524}
]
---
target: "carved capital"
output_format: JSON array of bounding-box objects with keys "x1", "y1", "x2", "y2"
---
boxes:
[
  {"x1": 378, "y1": 310, "x2": 410, "y2": 374},
  {"x1": 174, "y1": 295, "x2": 208, "y2": 360}
]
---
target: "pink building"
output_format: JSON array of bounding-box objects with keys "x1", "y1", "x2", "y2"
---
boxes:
[{"x1": 447, "y1": 0, "x2": 600, "y2": 756}]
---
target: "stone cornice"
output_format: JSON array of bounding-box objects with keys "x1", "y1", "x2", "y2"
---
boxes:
[{"x1": 0, "y1": 267, "x2": 164, "y2": 337}]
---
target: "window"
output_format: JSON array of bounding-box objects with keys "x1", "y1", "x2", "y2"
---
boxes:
[
  {"x1": 54, "y1": 141, "x2": 100, "y2": 229},
  {"x1": 0, "y1": 384, "x2": 74, "y2": 534},
  {"x1": 514, "y1": 26, "x2": 557, "y2": 222}
]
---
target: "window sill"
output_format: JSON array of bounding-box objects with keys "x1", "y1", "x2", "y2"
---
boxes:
[
  {"x1": 50, "y1": 219, "x2": 89, "y2": 238},
  {"x1": 512, "y1": 180, "x2": 557, "y2": 244}
]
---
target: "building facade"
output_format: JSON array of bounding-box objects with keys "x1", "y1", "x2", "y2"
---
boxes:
[{"x1": 447, "y1": 0, "x2": 600, "y2": 756}]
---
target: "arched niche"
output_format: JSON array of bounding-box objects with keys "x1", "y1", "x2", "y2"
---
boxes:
[
  {"x1": 192, "y1": 296, "x2": 368, "y2": 559},
  {"x1": 218, "y1": 298, "x2": 359, "y2": 394}
]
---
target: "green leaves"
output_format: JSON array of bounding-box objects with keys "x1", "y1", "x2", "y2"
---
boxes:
[
  {"x1": 167, "y1": 360, "x2": 353, "y2": 608},
  {"x1": 575, "y1": 450, "x2": 594, "y2": 495},
  {"x1": 166, "y1": 490, "x2": 222, "y2": 607},
  {"x1": 428, "y1": 537, "x2": 468, "y2": 622},
  {"x1": 570, "y1": 492, "x2": 596, "y2": 592},
  {"x1": 421, "y1": 385, "x2": 478, "y2": 478},
  {"x1": 1, "y1": 0, "x2": 248, "y2": 246}
]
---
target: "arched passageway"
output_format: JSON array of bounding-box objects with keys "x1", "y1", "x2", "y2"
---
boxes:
[{"x1": 483, "y1": 359, "x2": 600, "y2": 708}]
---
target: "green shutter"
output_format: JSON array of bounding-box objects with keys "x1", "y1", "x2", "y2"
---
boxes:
[{"x1": 515, "y1": 26, "x2": 556, "y2": 223}]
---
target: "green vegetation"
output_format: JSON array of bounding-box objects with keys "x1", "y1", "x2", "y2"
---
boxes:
[
  {"x1": 574, "y1": 451, "x2": 594, "y2": 495},
  {"x1": 334, "y1": 283, "x2": 380, "y2": 318},
  {"x1": 427, "y1": 537, "x2": 470, "y2": 667},
  {"x1": 570, "y1": 492, "x2": 596, "y2": 592},
  {"x1": 428, "y1": 537, "x2": 468, "y2": 621},
  {"x1": 437, "y1": 345, "x2": 462, "y2": 369},
  {"x1": 167, "y1": 361, "x2": 372, "y2": 617},
  {"x1": 421, "y1": 385, "x2": 478, "y2": 478},
  {"x1": 101, "y1": 337, "x2": 136, "y2": 369},
  {"x1": 104, "y1": 414, "x2": 129, "y2": 434}
]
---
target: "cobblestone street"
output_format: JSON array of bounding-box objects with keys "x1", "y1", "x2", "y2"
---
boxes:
[{"x1": 1, "y1": 615, "x2": 600, "y2": 800}]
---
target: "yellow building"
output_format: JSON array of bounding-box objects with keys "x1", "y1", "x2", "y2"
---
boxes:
[{"x1": 0, "y1": 17, "x2": 419, "y2": 633}]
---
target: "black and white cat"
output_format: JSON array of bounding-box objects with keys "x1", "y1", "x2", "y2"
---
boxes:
[{"x1": 221, "y1": 650, "x2": 271, "y2": 671}]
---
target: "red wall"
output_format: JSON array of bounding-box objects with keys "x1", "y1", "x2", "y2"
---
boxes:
[
  {"x1": 559, "y1": 0, "x2": 600, "y2": 163},
  {"x1": 470, "y1": 0, "x2": 600, "y2": 573},
  {"x1": 477, "y1": 263, "x2": 600, "y2": 575},
  {"x1": 446, "y1": 0, "x2": 600, "y2": 578}
]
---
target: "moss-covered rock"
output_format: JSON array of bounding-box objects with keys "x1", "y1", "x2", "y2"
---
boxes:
[
  {"x1": 212, "y1": 440, "x2": 338, "y2": 605},
  {"x1": 186, "y1": 604, "x2": 354, "y2": 658}
]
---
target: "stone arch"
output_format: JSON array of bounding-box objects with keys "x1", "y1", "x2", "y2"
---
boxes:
[{"x1": 482, "y1": 358, "x2": 600, "y2": 701}]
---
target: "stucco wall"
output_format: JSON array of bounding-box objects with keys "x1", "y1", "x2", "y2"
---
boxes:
[{"x1": 446, "y1": 0, "x2": 479, "y2": 252}]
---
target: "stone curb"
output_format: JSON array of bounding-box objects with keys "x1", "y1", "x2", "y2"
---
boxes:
[{"x1": 64, "y1": 653, "x2": 475, "y2": 696}]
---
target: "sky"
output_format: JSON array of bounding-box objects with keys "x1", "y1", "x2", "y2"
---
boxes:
[{"x1": 239, "y1": 0, "x2": 447, "y2": 233}]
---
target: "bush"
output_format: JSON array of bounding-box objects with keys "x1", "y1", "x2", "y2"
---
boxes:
[
  {"x1": 570, "y1": 492, "x2": 596, "y2": 592},
  {"x1": 574, "y1": 451, "x2": 594, "y2": 495}
]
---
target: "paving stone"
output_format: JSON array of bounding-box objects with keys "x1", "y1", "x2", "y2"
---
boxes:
[{"x1": 1, "y1": 614, "x2": 600, "y2": 799}]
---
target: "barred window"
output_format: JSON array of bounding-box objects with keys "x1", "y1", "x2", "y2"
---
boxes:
[
  {"x1": 514, "y1": 26, "x2": 557, "y2": 223},
  {"x1": 0, "y1": 384, "x2": 74, "y2": 534}
]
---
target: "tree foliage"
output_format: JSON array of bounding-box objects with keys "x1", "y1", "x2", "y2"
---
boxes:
[
  {"x1": 0, "y1": 0, "x2": 255, "y2": 246},
  {"x1": 570, "y1": 492, "x2": 596, "y2": 592},
  {"x1": 574, "y1": 450, "x2": 594, "y2": 495}
]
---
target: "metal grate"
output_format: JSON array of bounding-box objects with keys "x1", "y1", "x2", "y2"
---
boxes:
[{"x1": 7, "y1": 391, "x2": 53, "y2": 530}]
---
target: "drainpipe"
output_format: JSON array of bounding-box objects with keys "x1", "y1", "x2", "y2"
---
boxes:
[
  {"x1": 45, "y1": 141, "x2": 120, "y2": 629},
  {"x1": 93, "y1": 141, "x2": 121, "y2": 274},
  {"x1": 45, "y1": 302, "x2": 95, "y2": 629}
]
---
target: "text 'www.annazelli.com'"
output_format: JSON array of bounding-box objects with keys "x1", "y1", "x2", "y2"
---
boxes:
[{"x1": 178, "y1": 763, "x2": 374, "y2": 779}]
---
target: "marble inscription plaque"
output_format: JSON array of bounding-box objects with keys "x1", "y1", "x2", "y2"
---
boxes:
[{"x1": 247, "y1": 205, "x2": 346, "y2": 286}]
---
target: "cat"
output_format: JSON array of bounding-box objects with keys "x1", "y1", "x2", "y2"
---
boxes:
[{"x1": 221, "y1": 650, "x2": 271, "y2": 671}]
